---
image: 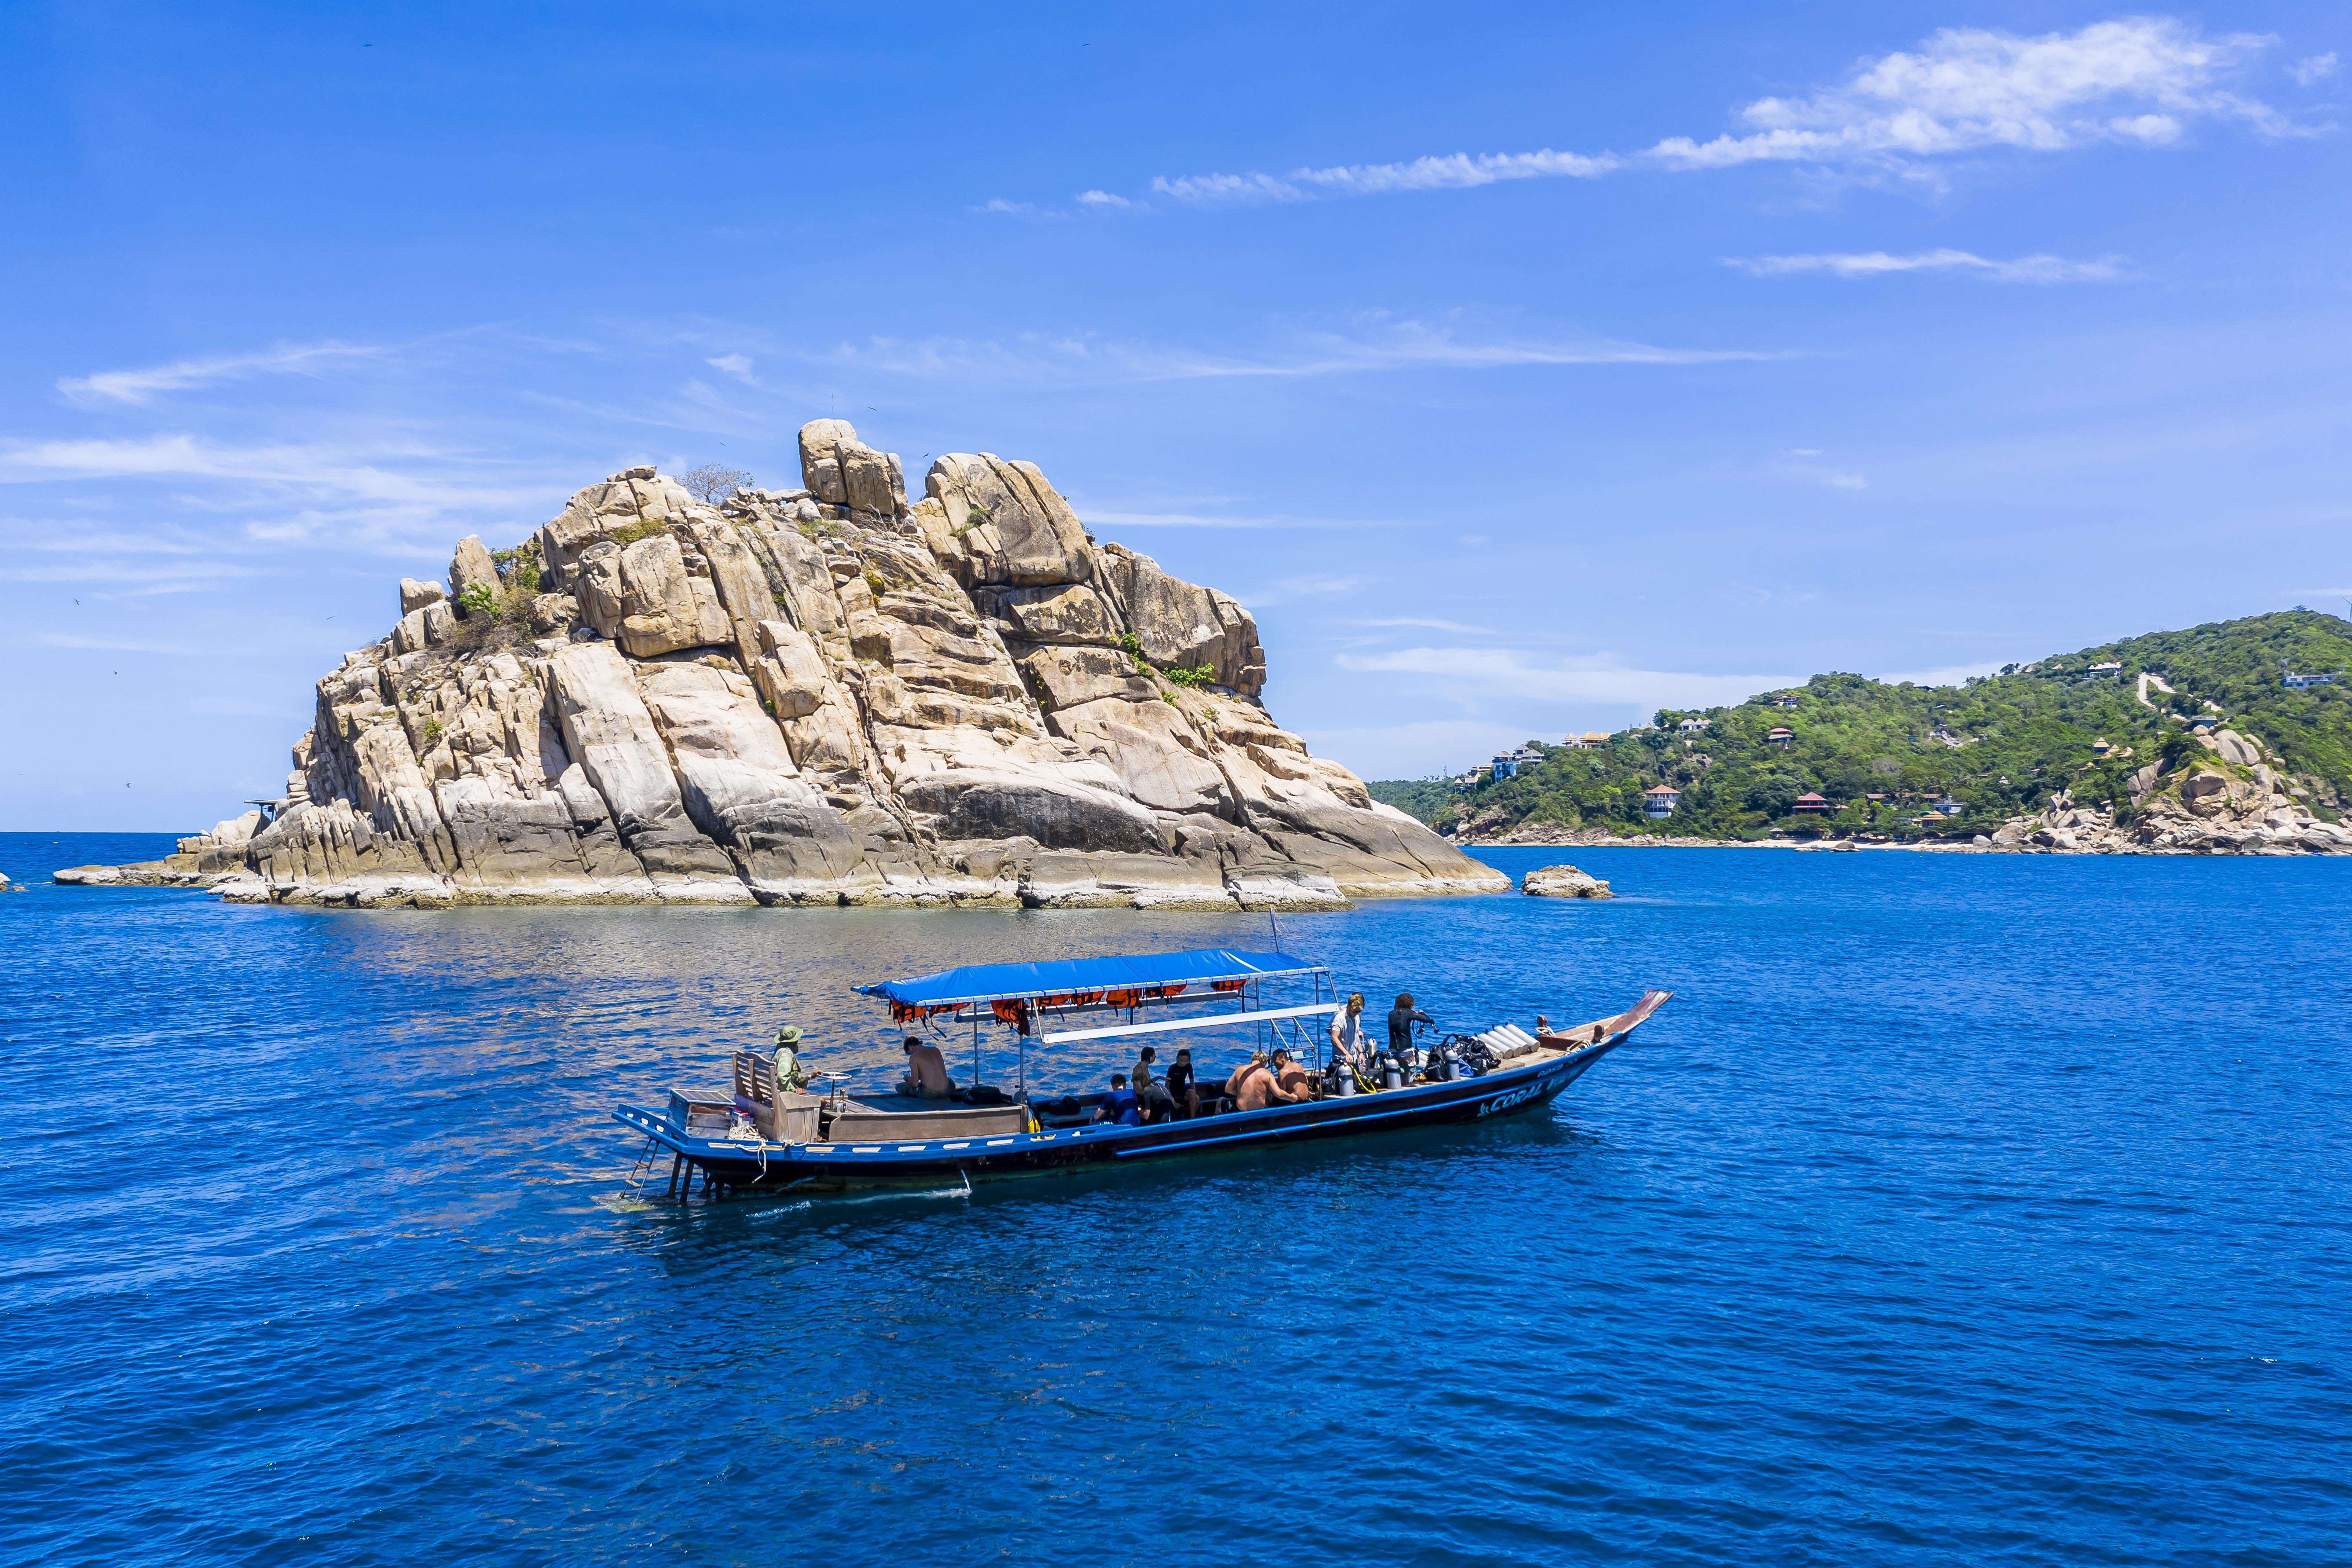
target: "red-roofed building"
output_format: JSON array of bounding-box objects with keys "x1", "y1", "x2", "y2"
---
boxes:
[
  {"x1": 1642, "y1": 784, "x2": 1682, "y2": 819},
  {"x1": 1766, "y1": 726, "x2": 1795, "y2": 747},
  {"x1": 1793, "y1": 792, "x2": 1831, "y2": 814}
]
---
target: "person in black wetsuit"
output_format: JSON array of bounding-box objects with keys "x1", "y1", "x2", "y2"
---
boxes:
[
  {"x1": 1388, "y1": 991, "x2": 1435, "y2": 1076},
  {"x1": 1165, "y1": 1048, "x2": 1198, "y2": 1120}
]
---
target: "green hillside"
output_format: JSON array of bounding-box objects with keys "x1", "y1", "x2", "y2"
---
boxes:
[{"x1": 1366, "y1": 610, "x2": 2352, "y2": 841}]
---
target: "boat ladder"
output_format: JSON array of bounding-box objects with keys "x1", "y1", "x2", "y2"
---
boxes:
[{"x1": 623, "y1": 1133, "x2": 661, "y2": 1189}]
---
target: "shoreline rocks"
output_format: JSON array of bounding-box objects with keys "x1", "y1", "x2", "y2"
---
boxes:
[
  {"x1": 58, "y1": 422, "x2": 1507, "y2": 911},
  {"x1": 1522, "y1": 864, "x2": 1613, "y2": 898}
]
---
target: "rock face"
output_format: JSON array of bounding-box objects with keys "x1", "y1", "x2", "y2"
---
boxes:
[
  {"x1": 1985, "y1": 729, "x2": 2352, "y2": 856},
  {"x1": 77, "y1": 422, "x2": 1506, "y2": 909},
  {"x1": 1522, "y1": 864, "x2": 1613, "y2": 898}
]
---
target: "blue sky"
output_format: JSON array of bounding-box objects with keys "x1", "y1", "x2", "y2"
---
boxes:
[{"x1": 3, "y1": 2, "x2": 2348, "y2": 830}]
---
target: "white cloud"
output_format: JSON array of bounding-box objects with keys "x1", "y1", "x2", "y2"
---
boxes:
[
  {"x1": 1727, "y1": 249, "x2": 2129, "y2": 283},
  {"x1": 1076, "y1": 189, "x2": 1132, "y2": 207},
  {"x1": 1336, "y1": 646, "x2": 1802, "y2": 710},
  {"x1": 2289, "y1": 52, "x2": 2338, "y2": 86},
  {"x1": 705, "y1": 352, "x2": 759, "y2": 385},
  {"x1": 1363, "y1": 617, "x2": 1492, "y2": 634},
  {"x1": 1652, "y1": 18, "x2": 2286, "y2": 169},
  {"x1": 975, "y1": 198, "x2": 1066, "y2": 219},
  {"x1": 0, "y1": 433, "x2": 551, "y2": 550},
  {"x1": 1825, "y1": 472, "x2": 1868, "y2": 491},
  {"x1": 1238, "y1": 573, "x2": 1361, "y2": 607},
  {"x1": 1140, "y1": 19, "x2": 2293, "y2": 208},
  {"x1": 1152, "y1": 148, "x2": 1615, "y2": 205},
  {"x1": 1079, "y1": 508, "x2": 1383, "y2": 531},
  {"x1": 58, "y1": 341, "x2": 387, "y2": 407},
  {"x1": 820, "y1": 319, "x2": 1768, "y2": 389}
]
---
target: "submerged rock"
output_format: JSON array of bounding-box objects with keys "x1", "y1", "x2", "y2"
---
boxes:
[
  {"x1": 1522, "y1": 864, "x2": 1613, "y2": 898},
  {"x1": 80, "y1": 420, "x2": 1508, "y2": 911}
]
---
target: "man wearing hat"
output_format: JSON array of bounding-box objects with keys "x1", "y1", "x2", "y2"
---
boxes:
[{"x1": 772, "y1": 1026, "x2": 807, "y2": 1092}]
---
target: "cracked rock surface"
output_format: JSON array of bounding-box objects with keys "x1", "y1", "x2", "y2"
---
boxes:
[{"x1": 63, "y1": 422, "x2": 1506, "y2": 910}]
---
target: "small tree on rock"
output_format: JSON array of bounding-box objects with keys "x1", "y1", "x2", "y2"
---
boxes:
[{"x1": 682, "y1": 464, "x2": 753, "y2": 503}]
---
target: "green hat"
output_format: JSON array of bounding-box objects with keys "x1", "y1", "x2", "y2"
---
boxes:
[{"x1": 774, "y1": 1026, "x2": 802, "y2": 1046}]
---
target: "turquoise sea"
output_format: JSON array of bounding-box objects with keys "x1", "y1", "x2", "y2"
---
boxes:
[{"x1": 3, "y1": 832, "x2": 2347, "y2": 1565}]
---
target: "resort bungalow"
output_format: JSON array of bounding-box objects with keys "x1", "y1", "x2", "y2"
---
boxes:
[
  {"x1": 1643, "y1": 784, "x2": 1681, "y2": 820},
  {"x1": 2092, "y1": 737, "x2": 2113, "y2": 757},
  {"x1": 1766, "y1": 693, "x2": 1800, "y2": 709},
  {"x1": 1563, "y1": 730, "x2": 1610, "y2": 750},
  {"x1": 1933, "y1": 797, "x2": 1963, "y2": 815},
  {"x1": 2283, "y1": 667, "x2": 2337, "y2": 689},
  {"x1": 1676, "y1": 717, "x2": 1711, "y2": 734},
  {"x1": 1766, "y1": 726, "x2": 1795, "y2": 747},
  {"x1": 1491, "y1": 752, "x2": 1522, "y2": 780},
  {"x1": 2087, "y1": 661, "x2": 2123, "y2": 678},
  {"x1": 1792, "y1": 792, "x2": 1831, "y2": 814}
]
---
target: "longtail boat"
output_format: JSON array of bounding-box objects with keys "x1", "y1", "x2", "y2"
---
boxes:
[{"x1": 613, "y1": 947, "x2": 1670, "y2": 1195}]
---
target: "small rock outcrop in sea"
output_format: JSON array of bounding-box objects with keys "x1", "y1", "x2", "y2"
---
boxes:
[
  {"x1": 1521, "y1": 864, "x2": 1613, "y2": 898},
  {"x1": 1985, "y1": 729, "x2": 2352, "y2": 856},
  {"x1": 59, "y1": 422, "x2": 1505, "y2": 909}
]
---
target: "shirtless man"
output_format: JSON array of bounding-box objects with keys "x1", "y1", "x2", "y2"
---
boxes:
[
  {"x1": 1272, "y1": 1049, "x2": 1319, "y2": 1104},
  {"x1": 1223, "y1": 1048, "x2": 1267, "y2": 1108},
  {"x1": 896, "y1": 1035, "x2": 953, "y2": 1099},
  {"x1": 1234, "y1": 1050, "x2": 1312, "y2": 1112}
]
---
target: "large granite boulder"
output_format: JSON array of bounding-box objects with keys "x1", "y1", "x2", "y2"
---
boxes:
[{"x1": 84, "y1": 419, "x2": 1509, "y2": 909}]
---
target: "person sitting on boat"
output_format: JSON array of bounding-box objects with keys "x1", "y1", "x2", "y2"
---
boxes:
[
  {"x1": 1165, "y1": 1048, "x2": 1199, "y2": 1121},
  {"x1": 1329, "y1": 993, "x2": 1369, "y2": 1071},
  {"x1": 1533, "y1": 1013, "x2": 1551, "y2": 1037},
  {"x1": 1388, "y1": 992, "x2": 1435, "y2": 1073},
  {"x1": 1094, "y1": 1072, "x2": 1143, "y2": 1126},
  {"x1": 1272, "y1": 1049, "x2": 1320, "y2": 1103},
  {"x1": 1132, "y1": 1044, "x2": 1177, "y2": 1124},
  {"x1": 897, "y1": 1035, "x2": 955, "y2": 1099},
  {"x1": 1223, "y1": 1048, "x2": 1267, "y2": 1110},
  {"x1": 1234, "y1": 1052, "x2": 1311, "y2": 1112}
]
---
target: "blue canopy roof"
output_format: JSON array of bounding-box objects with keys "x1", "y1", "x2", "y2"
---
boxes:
[{"x1": 856, "y1": 948, "x2": 1323, "y2": 1008}]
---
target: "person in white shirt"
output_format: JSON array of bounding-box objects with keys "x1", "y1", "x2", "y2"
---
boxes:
[{"x1": 1329, "y1": 993, "x2": 1369, "y2": 1076}]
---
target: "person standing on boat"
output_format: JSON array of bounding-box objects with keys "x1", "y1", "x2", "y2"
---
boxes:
[
  {"x1": 1388, "y1": 992, "x2": 1435, "y2": 1074},
  {"x1": 1329, "y1": 993, "x2": 1370, "y2": 1072},
  {"x1": 897, "y1": 1035, "x2": 954, "y2": 1099},
  {"x1": 772, "y1": 1026, "x2": 807, "y2": 1093}
]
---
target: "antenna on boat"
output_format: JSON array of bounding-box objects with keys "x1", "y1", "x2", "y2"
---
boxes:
[{"x1": 1268, "y1": 903, "x2": 1282, "y2": 951}]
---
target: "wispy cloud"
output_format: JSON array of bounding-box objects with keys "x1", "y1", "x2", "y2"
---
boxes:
[
  {"x1": 1141, "y1": 19, "x2": 2297, "y2": 206},
  {"x1": 1364, "y1": 616, "x2": 1493, "y2": 634},
  {"x1": 1726, "y1": 249, "x2": 2129, "y2": 283},
  {"x1": 0, "y1": 434, "x2": 554, "y2": 550},
  {"x1": 1076, "y1": 189, "x2": 1132, "y2": 208},
  {"x1": 821, "y1": 318, "x2": 1769, "y2": 390},
  {"x1": 1081, "y1": 508, "x2": 1385, "y2": 532},
  {"x1": 1152, "y1": 148, "x2": 1614, "y2": 205},
  {"x1": 705, "y1": 352, "x2": 759, "y2": 385},
  {"x1": 1650, "y1": 18, "x2": 2290, "y2": 170},
  {"x1": 975, "y1": 198, "x2": 1067, "y2": 220},
  {"x1": 1238, "y1": 573, "x2": 1362, "y2": 607},
  {"x1": 58, "y1": 341, "x2": 388, "y2": 407},
  {"x1": 2289, "y1": 52, "x2": 2338, "y2": 87},
  {"x1": 1337, "y1": 647, "x2": 1802, "y2": 710}
]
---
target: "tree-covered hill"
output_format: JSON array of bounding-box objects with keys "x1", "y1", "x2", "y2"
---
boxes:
[{"x1": 1366, "y1": 611, "x2": 2352, "y2": 842}]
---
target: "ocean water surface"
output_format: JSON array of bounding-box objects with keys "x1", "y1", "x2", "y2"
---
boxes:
[{"x1": 3, "y1": 832, "x2": 2348, "y2": 1566}]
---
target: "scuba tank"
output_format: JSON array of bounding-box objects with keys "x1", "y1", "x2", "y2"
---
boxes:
[{"x1": 1380, "y1": 1053, "x2": 1404, "y2": 1092}]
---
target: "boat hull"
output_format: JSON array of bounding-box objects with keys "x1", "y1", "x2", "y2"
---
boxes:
[{"x1": 615, "y1": 1039, "x2": 1622, "y2": 1194}]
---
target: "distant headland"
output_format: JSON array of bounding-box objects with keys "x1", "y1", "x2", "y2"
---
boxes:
[
  {"x1": 57, "y1": 421, "x2": 1503, "y2": 909},
  {"x1": 1370, "y1": 612, "x2": 2352, "y2": 857}
]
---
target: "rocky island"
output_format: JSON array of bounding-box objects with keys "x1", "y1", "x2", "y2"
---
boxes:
[{"x1": 62, "y1": 421, "x2": 1504, "y2": 909}]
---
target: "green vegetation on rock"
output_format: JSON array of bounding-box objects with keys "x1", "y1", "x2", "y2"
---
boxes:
[{"x1": 1366, "y1": 611, "x2": 2352, "y2": 842}]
